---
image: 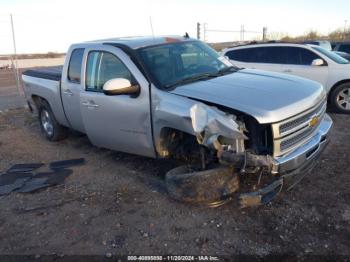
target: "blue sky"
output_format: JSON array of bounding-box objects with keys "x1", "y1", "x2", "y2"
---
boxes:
[{"x1": 0, "y1": 0, "x2": 349, "y2": 54}]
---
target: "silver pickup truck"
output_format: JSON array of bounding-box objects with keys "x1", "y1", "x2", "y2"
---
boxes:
[{"x1": 22, "y1": 36, "x2": 333, "y2": 206}]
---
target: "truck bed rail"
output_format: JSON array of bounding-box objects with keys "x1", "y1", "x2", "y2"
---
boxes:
[{"x1": 22, "y1": 66, "x2": 63, "y2": 81}]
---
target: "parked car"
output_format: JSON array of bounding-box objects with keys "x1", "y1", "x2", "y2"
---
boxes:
[
  {"x1": 222, "y1": 43, "x2": 350, "y2": 113},
  {"x1": 333, "y1": 42, "x2": 350, "y2": 54},
  {"x1": 22, "y1": 36, "x2": 332, "y2": 206}
]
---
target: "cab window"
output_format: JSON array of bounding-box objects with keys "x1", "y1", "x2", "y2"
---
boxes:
[
  {"x1": 85, "y1": 51, "x2": 134, "y2": 91},
  {"x1": 68, "y1": 48, "x2": 84, "y2": 83}
]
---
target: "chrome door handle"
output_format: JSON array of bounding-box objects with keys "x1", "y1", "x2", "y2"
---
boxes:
[
  {"x1": 63, "y1": 89, "x2": 73, "y2": 96},
  {"x1": 82, "y1": 101, "x2": 99, "y2": 109},
  {"x1": 283, "y1": 69, "x2": 292, "y2": 73},
  {"x1": 88, "y1": 104, "x2": 99, "y2": 108}
]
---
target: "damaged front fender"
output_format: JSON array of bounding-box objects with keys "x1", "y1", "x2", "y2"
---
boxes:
[{"x1": 190, "y1": 103, "x2": 247, "y2": 151}]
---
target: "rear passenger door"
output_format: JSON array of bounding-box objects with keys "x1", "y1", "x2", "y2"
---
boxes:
[
  {"x1": 79, "y1": 45, "x2": 155, "y2": 157},
  {"x1": 61, "y1": 48, "x2": 86, "y2": 133},
  {"x1": 282, "y1": 47, "x2": 329, "y2": 86}
]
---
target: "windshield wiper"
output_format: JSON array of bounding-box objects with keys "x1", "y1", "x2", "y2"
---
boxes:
[
  {"x1": 217, "y1": 66, "x2": 239, "y2": 75},
  {"x1": 164, "y1": 66, "x2": 239, "y2": 89},
  {"x1": 164, "y1": 72, "x2": 220, "y2": 89}
]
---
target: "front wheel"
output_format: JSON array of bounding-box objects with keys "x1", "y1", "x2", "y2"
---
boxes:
[
  {"x1": 330, "y1": 83, "x2": 350, "y2": 114},
  {"x1": 38, "y1": 101, "x2": 68, "y2": 141}
]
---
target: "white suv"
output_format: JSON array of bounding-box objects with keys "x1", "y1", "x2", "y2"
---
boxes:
[{"x1": 222, "y1": 43, "x2": 350, "y2": 113}]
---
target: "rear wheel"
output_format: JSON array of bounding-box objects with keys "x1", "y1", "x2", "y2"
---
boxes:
[
  {"x1": 330, "y1": 83, "x2": 350, "y2": 114},
  {"x1": 38, "y1": 101, "x2": 68, "y2": 141}
]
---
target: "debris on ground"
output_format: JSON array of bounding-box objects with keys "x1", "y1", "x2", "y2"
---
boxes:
[
  {"x1": 0, "y1": 159, "x2": 85, "y2": 195},
  {"x1": 49, "y1": 158, "x2": 85, "y2": 170},
  {"x1": 7, "y1": 163, "x2": 44, "y2": 173}
]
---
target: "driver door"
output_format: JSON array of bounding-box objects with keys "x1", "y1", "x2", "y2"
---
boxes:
[
  {"x1": 79, "y1": 45, "x2": 155, "y2": 157},
  {"x1": 282, "y1": 47, "x2": 329, "y2": 87}
]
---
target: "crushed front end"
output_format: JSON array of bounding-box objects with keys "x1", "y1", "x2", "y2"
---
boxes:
[{"x1": 168, "y1": 100, "x2": 333, "y2": 207}]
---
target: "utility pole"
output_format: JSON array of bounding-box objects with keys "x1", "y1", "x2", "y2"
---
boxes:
[
  {"x1": 344, "y1": 20, "x2": 348, "y2": 40},
  {"x1": 240, "y1": 25, "x2": 245, "y2": 41},
  {"x1": 10, "y1": 14, "x2": 21, "y2": 95},
  {"x1": 263, "y1": 27, "x2": 267, "y2": 41},
  {"x1": 197, "y1": 22, "x2": 201, "y2": 40}
]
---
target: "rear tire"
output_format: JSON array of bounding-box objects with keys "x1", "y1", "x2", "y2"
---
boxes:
[
  {"x1": 38, "y1": 100, "x2": 68, "y2": 141},
  {"x1": 329, "y1": 83, "x2": 350, "y2": 114}
]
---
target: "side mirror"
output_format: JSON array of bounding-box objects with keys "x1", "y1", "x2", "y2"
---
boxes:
[
  {"x1": 103, "y1": 78, "x2": 140, "y2": 96},
  {"x1": 311, "y1": 58, "x2": 324, "y2": 66}
]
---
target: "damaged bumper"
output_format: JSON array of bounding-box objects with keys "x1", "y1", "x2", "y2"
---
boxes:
[
  {"x1": 240, "y1": 114, "x2": 333, "y2": 207},
  {"x1": 271, "y1": 113, "x2": 332, "y2": 176}
]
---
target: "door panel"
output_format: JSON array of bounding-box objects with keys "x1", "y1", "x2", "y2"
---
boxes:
[
  {"x1": 79, "y1": 46, "x2": 155, "y2": 158},
  {"x1": 249, "y1": 62, "x2": 284, "y2": 73},
  {"x1": 282, "y1": 47, "x2": 329, "y2": 86},
  {"x1": 61, "y1": 48, "x2": 86, "y2": 133},
  {"x1": 229, "y1": 60, "x2": 283, "y2": 73},
  {"x1": 281, "y1": 64, "x2": 329, "y2": 86}
]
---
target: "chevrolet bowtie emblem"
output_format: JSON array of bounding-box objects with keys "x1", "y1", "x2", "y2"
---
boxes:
[{"x1": 309, "y1": 116, "x2": 319, "y2": 127}]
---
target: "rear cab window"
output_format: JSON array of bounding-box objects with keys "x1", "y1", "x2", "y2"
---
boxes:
[{"x1": 68, "y1": 48, "x2": 84, "y2": 83}]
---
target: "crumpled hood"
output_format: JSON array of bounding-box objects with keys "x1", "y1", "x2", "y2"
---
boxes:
[{"x1": 169, "y1": 68, "x2": 326, "y2": 124}]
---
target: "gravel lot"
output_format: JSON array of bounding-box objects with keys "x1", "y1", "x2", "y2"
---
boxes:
[{"x1": 0, "y1": 69, "x2": 349, "y2": 257}]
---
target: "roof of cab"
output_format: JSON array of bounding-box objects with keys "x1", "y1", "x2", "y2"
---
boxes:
[{"x1": 86, "y1": 35, "x2": 196, "y2": 49}]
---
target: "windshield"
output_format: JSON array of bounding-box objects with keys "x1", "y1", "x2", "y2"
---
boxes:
[
  {"x1": 138, "y1": 41, "x2": 237, "y2": 89},
  {"x1": 312, "y1": 46, "x2": 349, "y2": 64}
]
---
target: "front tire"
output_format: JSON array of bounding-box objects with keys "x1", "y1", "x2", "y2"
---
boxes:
[
  {"x1": 165, "y1": 165, "x2": 239, "y2": 206},
  {"x1": 38, "y1": 101, "x2": 68, "y2": 141},
  {"x1": 330, "y1": 83, "x2": 350, "y2": 114}
]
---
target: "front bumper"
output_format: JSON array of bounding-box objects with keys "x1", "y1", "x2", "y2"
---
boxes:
[
  {"x1": 239, "y1": 114, "x2": 333, "y2": 207},
  {"x1": 271, "y1": 113, "x2": 333, "y2": 175}
]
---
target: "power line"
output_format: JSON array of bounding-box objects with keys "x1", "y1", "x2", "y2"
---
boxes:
[{"x1": 206, "y1": 29, "x2": 261, "y2": 34}]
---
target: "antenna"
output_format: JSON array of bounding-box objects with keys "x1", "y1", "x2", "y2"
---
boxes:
[{"x1": 149, "y1": 16, "x2": 155, "y2": 39}]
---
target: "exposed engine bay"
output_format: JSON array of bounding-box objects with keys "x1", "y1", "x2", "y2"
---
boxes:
[{"x1": 165, "y1": 103, "x2": 284, "y2": 208}]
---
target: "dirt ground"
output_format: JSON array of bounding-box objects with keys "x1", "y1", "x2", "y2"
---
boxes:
[{"x1": 0, "y1": 70, "x2": 350, "y2": 258}]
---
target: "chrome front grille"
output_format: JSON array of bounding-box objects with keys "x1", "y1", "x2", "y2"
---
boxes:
[
  {"x1": 278, "y1": 101, "x2": 326, "y2": 137},
  {"x1": 272, "y1": 99, "x2": 327, "y2": 157}
]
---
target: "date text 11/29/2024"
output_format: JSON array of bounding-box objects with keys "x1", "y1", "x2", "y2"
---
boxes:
[{"x1": 127, "y1": 255, "x2": 219, "y2": 261}]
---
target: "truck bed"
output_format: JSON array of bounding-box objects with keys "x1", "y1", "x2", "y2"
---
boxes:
[{"x1": 22, "y1": 66, "x2": 62, "y2": 81}]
